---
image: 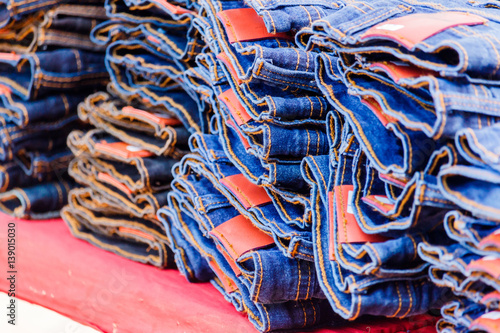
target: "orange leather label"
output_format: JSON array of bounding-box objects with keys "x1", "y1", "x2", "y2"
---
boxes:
[
  {"x1": 209, "y1": 215, "x2": 274, "y2": 260},
  {"x1": 361, "y1": 195, "x2": 395, "y2": 214},
  {"x1": 118, "y1": 226, "x2": 156, "y2": 242},
  {"x1": 95, "y1": 141, "x2": 154, "y2": 159},
  {"x1": 468, "y1": 257, "x2": 500, "y2": 279},
  {"x1": 479, "y1": 229, "x2": 500, "y2": 250},
  {"x1": 333, "y1": 186, "x2": 388, "y2": 244},
  {"x1": 0, "y1": 52, "x2": 20, "y2": 61},
  {"x1": 218, "y1": 89, "x2": 252, "y2": 126},
  {"x1": 216, "y1": 244, "x2": 242, "y2": 276},
  {"x1": 361, "y1": 12, "x2": 487, "y2": 49},
  {"x1": 122, "y1": 106, "x2": 182, "y2": 127},
  {"x1": 216, "y1": 52, "x2": 242, "y2": 84},
  {"x1": 97, "y1": 172, "x2": 133, "y2": 196},
  {"x1": 220, "y1": 174, "x2": 271, "y2": 209},
  {"x1": 481, "y1": 291, "x2": 500, "y2": 305},
  {"x1": 147, "y1": 35, "x2": 161, "y2": 45},
  {"x1": 361, "y1": 97, "x2": 397, "y2": 127},
  {"x1": 379, "y1": 173, "x2": 409, "y2": 188},
  {"x1": 208, "y1": 260, "x2": 238, "y2": 293},
  {"x1": 216, "y1": 8, "x2": 294, "y2": 43},
  {"x1": 370, "y1": 61, "x2": 434, "y2": 82},
  {"x1": 470, "y1": 312, "x2": 500, "y2": 333},
  {"x1": 226, "y1": 119, "x2": 251, "y2": 150},
  {"x1": 149, "y1": 0, "x2": 197, "y2": 15},
  {"x1": 0, "y1": 84, "x2": 11, "y2": 95}
]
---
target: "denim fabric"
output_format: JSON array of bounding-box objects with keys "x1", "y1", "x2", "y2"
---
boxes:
[
  {"x1": 77, "y1": 91, "x2": 190, "y2": 156},
  {"x1": 439, "y1": 164, "x2": 500, "y2": 221},
  {"x1": 298, "y1": 0, "x2": 500, "y2": 82},
  {"x1": 0, "y1": 179, "x2": 74, "y2": 219},
  {"x1": 444, "y1": 210, "x2": 500, "y2": 256},
  {"x1": 0, "y1": 11, "x2": 40, "y2": 53},
  {"x1": 62, "y1": 186, "x2": 175, "y2": 268},
  {"x1": 170, "y1": 159, "x2": 325, "y2": 303},
  {"x1": 94, "y1": 0, "x2": 202, "y2": 61},
  {"x1": 36, "y1": 4, "x2": 109, "y2": 52},
  {"x1": 339, "y1": 60, "x2": 500, "y2": 140},
  {"x1": 418, "y1": 242, "x2": 497, "y2": 302},
  {"x1": 0, "y1": 92, "x2": 86, "y2": 128},
  {"x1": 0, "y1": 114, "x2": 81, "y2": 162},
  {"x1": 0, "y1": 0, "x2": 68, "y2": 28},
  {"x1": 456, "y1": 123, "x2": 500, "y2": 172},
  {"x1": 105, "y1": 38, "x2": 207, "y2": 132},
  {"x1": 304, "y1": 129, "x2": 448, "y2": 319},
  {"x1": 244, "y1": 0, "x2": 344, "y2": 33},
  {"x1": 0, "y1": 153, "x2": 70, "y2": 192},
  {"x1": 44, "y1": 0, "x2": 500, "y2": 329},
  {"x1": 437, "y1": 298, "x2": 486, "y2": 333},
  {"x1": 157, "y1": 176, "x2": 339, "y2": 332},
  {"x1": 186, "y1": 132, "x2": 315, "y2": 261},
  {"x1": 67, "y1": 129, "x2": 177, "y2": 192},
  {"x1": 315, "y1": 53, "x2": 437, "y2": 175},
  {"x1": 0, "y1": 48, "x2": 108, "y2": 100}
]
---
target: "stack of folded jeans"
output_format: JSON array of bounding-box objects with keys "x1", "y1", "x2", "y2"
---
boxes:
[
  {"x1": 295, "y1": 0, "x2": 500, "y2": 331},
  {"x1": 0, "y1": 0, "x2": 109, "y2": 219},
  {"x1": 55, "y1": 0, "x2": 500, "y2": 331},
  {"x1": 158, "y1": 0, "x2": 442, "y2": 330},
  {"x1": 61, "y1": 0, "x2": 205, "y2": 268}
]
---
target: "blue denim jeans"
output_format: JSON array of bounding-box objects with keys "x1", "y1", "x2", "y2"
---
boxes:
[
  {"x1": 62, "y1": 186, "x2": 175, "y2": 268},
  {"x1": 78, "y1": 90, "x2": 190, "y2": 156},
  {"x1": 298, "y1": 0, "x2": 500, "y2": 83},
  {"x1": 186, "y1": 132, "x2": 315, "y2": 261},
  {"x1": 0, "y1": 179, "x2": 74, "y2": 219},
  {"x1": 156, "y1": 165, "x2": 339, "y2": 332},
  {"x1": 0, "y1": 48, "x2": 108, "y2": 100}
]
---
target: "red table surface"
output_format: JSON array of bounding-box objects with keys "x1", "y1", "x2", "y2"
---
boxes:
[{"x1": 0, "y1": 214, "x2": 438, "y2": 333}]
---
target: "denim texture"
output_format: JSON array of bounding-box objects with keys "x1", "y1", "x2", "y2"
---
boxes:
[
  {"x1": 42, "y1": 0, "x2": 500, "y2": 331},
  {"x1": 0, "y1": 1, "x2": 106, "y2": 218}
]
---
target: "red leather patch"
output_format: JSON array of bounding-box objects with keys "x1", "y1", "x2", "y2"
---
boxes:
[
  {"x1": 226, "y1": 119, "x2": 251, "y2": 150},
  {"x1": 333, "y1": 186, "x2": 388, "y2": 244},
  {"x1": 478, "y1": 229, "x2": 500, "y2": 250},
  {"x1": 94, "y1": 141, "x2": 154, "y2": 159},
  {"x1": 216, "y1": 8, "x2": 294, "y2": 43},
  {"x1": 216, "y1": 244, "x2": 242, "y2": 276},
  {"x1": 0, "y1": 52, "x2": 20, "y2": 61},
  {"x1": 467, "y1": 257, "x2": 500, "y2": 279},
  {"x1": 379, "y1": 173, "x2": 409, "y2": 188},
  {"x1": 361, "y1": 12, "x2": 487, "y2": 49},
  {"x1": 470, "y1": 312, "x2": 500, "y2": 333},
  {"x1": 208, "y1": 260, "x2": 239, "y2": 293},
  {"x1": 481, "y1": 291, "x2": 500, "y2": 306},
  {"x1": 97, "y1": 172, "x2": 133, "y2": 196},
  {"x1": 362, "y1": 195, "x2": 395, "y2": 214},
  {"x1": 218, "y1": 89, "x2": 252, "y2": 126},
  {"x1": 122, "y1": 106, "x2": 182, "y2": 127},
  {"x1": 220, "y1": 174, "x2": 271, "y2": 209},
  {"x1": 147, "y1": 35, "x2": 161, "y2": 45},
  {"x1": 149, "y1": 0, "x2": 197, "y2": 15},
  {"x1": 217, "y1": 52, "x2": 242, "y2": 84},
  {"x1": 0, "y1": 84, "x2": 11, "y2": 95},
  {"x1": 370, "y1": 61, "x2": 434, "y2": 82},
  {"x1": 209, "y1": 215, "x2": 274, "y2": 260},
  {"x1": 118, "y1": 226, "x2": 156, "y2": 242},
  {"x1": 361, "y1": 97, "x2": 397, "y2": 127}
]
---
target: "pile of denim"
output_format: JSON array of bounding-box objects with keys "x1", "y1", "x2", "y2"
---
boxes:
[
  {"x1": 295, "y1": 1, "x2": 500, "y2": 332},
  {"x1": 48, "y1": 0, "x2": 500, "y2": 331},
  {"x1": 60, "y1": 0, "x2": 206, "y2": 268},
  {"x1": 0, "y1": 0, "x2": 108, "y2": 219}
]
